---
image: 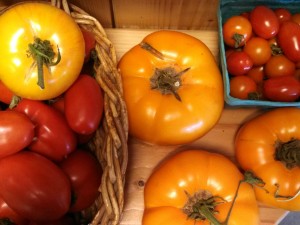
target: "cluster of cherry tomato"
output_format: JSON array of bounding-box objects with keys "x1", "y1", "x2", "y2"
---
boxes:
[
  {"x1": 223, "y1": 5, "x2": 300, "y2": 102},
  {"x1": 0, "y1": 29, "x2": 104, "y2": 224}
]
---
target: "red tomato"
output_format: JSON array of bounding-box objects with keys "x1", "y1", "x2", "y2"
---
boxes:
[
  {"x1": 277, "y1": 21, "x2": 300, "y2": 62},
  {"x1": 274, "y1": 8, "x2": 292, "y2": 24},
  {"x1": 60, "y1": 150, "x2": 102, "y2": 212},
  {"x1": 14, "y1": 99, "x2": 77, "y2": 161},
  {"x1": 0, "y1": 110, "x2": 35, "y2": 158},
  {"x1": 250, "y1": 5, "x2": 280, "y2": 39},
  {"x1": 0, "y1": 80, "x2": 14, "y2": 105},
  {"x1": 0, "y1": 196, "x2": 29, "y2": 225},
  {"x1": 230, "y1": 75, "x2": 258, "y2": 99},
  {"x1": 265, "y1": 55, "x2": 296, "y2": 78},
  {"x1": 246, "y1": 66, "x2": 265, "y2": 84},
  {"x1": 0, "y1": 151, "x2": 71, "y2": 222},
  {"x1": 243, "y1": 37, "x2": 272, "y2": 66},
  {"x1": 263, "y1": 76, "x2": 300, "y2": 102},
  {"x1": 64, "y1": 74, "x2": 104, "y2": 135},
  {"x1": 226, "y1": 51, "x2": 253, "y2": 76},
  {"x1": 223, "y1": 15, "x2": 252, "y2": 48},
  {"x1": 81, "y1": 28, "x2": 96, "y2": 62},
  {"x1": 292, "y1": 13, "x2": 300, "y2": 25},
  {"x1": 50, "y1": 97, "x2": 65, "y2": 114}
]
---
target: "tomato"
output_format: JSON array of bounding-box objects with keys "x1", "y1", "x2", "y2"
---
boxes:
[
  {"x1": 264, "y1": 55, "x2": 296, "y2": 78},
  {"x1": 263, "y1": 76, "x2": 300, "y2": 102},
  {"x1": 277, "y1": 21, "x2": 300, "y2": 62},
  {"x1": 0, "y1": 196, "x2": 29, "y2": 225},
  {"x1": 249, "y1": 5, "x2": 280, "y2": 39},
  {"x1": 246, "y1": 66, "x2": 265, "y2": 84},
  {"x1": 222, "y1": 15, "x2": 252, "y2": 48},
  {"x1": 60, "y1": 150, "x2": 102, "y2": 212},
  {"x1": 230, "y1": 76, "x2": 258, "y2": 100},
  {"x1": 81, "y1": 28, "x2": 96, "y2": 62},
  {"x1": 274, "y1": 8, "x2": 292, "y2": 24},
  {"x1": 0, "y1": 110, "x2": 35, "y2": 158},
  {"x1": 118, "y1": 30, "x2": 224, "y2": 145},
  {"x1": 29, "y1": 215, "x2": 75, "y2": 225},
  {"x1": 0, "y1": 80, "x2": 14, "y2": 105},
  {"x1": 243, "y1": 37, "x2": 272, "y2": 66},
  {"x1": 143, "y1": 150, "x2": 259, "y2": 225},
  {"x1": 0, "y1": 2, "x2": 85, "y2": 100},
  {"x1": 0, "y1": 151, "x2": 71, "y2": 222},
  {"x1": 14, "y1": 99, "x2": 77, "y2": 161},
  {"x1": 292, "y1": 13, "x2": 300, "y2": 25},
  {"x1": 226, "y1": 51, "x2": 253, "y2": 76},
  {"x1": 50, "y1": 97, "x2": 65, "y2": 114},
  {"x1": 235, "y1": 108, "x2": 300, "y2": 210},
  {"x1": 64, "y1": 74, "x2": 104, "y2": 135}
]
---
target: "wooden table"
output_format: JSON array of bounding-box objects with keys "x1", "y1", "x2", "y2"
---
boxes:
[{"x1": 106, "y1": 29, "x2": 288, "y2": 225}]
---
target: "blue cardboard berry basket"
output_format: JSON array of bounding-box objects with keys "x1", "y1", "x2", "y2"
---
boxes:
[{"x1": 218, "y1": 0, "x2": 300, "y2": 107}]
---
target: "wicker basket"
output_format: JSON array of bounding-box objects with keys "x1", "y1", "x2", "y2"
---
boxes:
[{"x1": 2, "y1": 0, "x2": 128, "y2": 224}]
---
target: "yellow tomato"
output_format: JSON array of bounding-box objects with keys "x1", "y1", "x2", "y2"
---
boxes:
[
  {"x1": 0, "y1": 2, "x2": 85, "y2": 100},
  {"x1": 235, "y1": 107, "x2": 300, "y2": 210},
  {"x1": 143, "y1": 150, "x2": 259, "y2": 225},
  {"x1": 118, "y1": 30, "x2": 224, "y2": 145}
]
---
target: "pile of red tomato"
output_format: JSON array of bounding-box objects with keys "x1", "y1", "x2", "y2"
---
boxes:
[
  {"x1": 0, "y1": 3, "x2": 104, "y2": 224},
  {"x1": 223, "y1": 5, "x2": 300, "y2": 102}
]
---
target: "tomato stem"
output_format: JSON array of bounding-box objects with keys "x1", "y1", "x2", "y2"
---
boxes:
[
  {"x1": 27, "y1": 37, "x2": 61, "y2": 89},
  {"x1": 275, "y1": 138, "x2": 300, "y2": 169}
]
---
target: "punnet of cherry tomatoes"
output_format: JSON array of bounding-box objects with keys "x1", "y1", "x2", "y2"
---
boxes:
[
  {"x1": 219, "y1": 1, "x2": 300, "y2": 107},
  {"x1": 0, "y1": 2, "x2": 104, "y2": 224}
]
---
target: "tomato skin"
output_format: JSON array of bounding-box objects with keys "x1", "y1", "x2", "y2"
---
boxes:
[
  {"x1": 14, "y1": 99, "x2": 77, "y2": 161},
  {"x1": 277, "y1": 21, "x2": 300, "y2": 62},
  {"x1": 64, "y1": 74, "x2": 104, "y2": 135},
  {"x1": 81, "y1": 28, "x2": 96, "y2": 62},
  {"x1": 292, "y1": 13, "x2": 300, "y2": 25},
  {"x1": 250, "y1": 5, "x2": 280, "y2": 39},
  {"x1": 226, "y1": 51, "x2": 253, "y2": 76},
  {"x1": 143, "y1": 150, "x2": 259, "y2": 225},
  {"x1": 235, "y1": 108, "x2": 300, "y2": 210},
  {"x1": 118, "y1": 30, "x2": 224, "y2": 145},
  {"x1": 246, "y1": 66, "x2": 265, "y2": 84},
  {"x1": 60, "y1": 150, "x2": 102, "y2": 212},
  {"x1": 230, "y1": 75, "x2": 257, "y2": 99},
  {"x1": 0, "y1": 196, "x2": 29, "y2": 225},
  {"x1": 0, "y1": 151, "x2": 71, "y2": 222},
  {"x1": 222, "y1": 15, "x2": 252, "y2": 48},
  {"x1": 0, "y1": 110, "x2": 35, "y2": 158},
  {"x1": 264, "y1": 55, "x2": 296, "y2": 78},
  {"x1": 0, "y1": 80, "x2": 14, "y2": 105},
  {"x1": 243, "y1": 37, "x2": 272, "y2": 66},
  {"x1": 263, "y1": 76, "x2": 300, "y2": 102},
  {"x1": 0, "y1": 2, "x2": 85, "y2": 100},
  {"x1": 274, "y1": 8, "x2": 292, "y2": 24}
]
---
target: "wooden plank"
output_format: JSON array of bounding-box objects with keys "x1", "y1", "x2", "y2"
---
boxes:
[{"x1": 105, "y1": 29, "x2": 288, "y2": 225}]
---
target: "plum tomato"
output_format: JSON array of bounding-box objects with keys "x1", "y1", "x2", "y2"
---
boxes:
[
  {"x1": 226, "y1": 51, "x2": 253, "y2": 76},
  {"x1": 274, "y1": 8, "x2": 292, "y2": 24},
  {"x1": 81, "y1": 28, "x2": 96, "y2": 62},
  {"x1": 292, "y1": 13, "x2": 300, "y2": 25},
  {"x1": 249, "y1": 5, "x2": 280, "y2": 39},
  {"x1": 223, "y1": 15, "x2": 252, "y2": 48},
  {"x1": 246, "y1": 66, "x2": 265, "y2": 84},
  {"x1": 264, "y1": 55, "x2": 296, "y2": 78},
  {"x1": 230, "y1": 75, "x2": 258, "y2": 100},
  {"x1": 263, "y1": 76, "x2": 300, "y2": 102}
]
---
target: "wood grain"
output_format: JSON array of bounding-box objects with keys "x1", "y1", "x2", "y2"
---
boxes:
[{"x1": 105, "y1": 29, "x2": 288, "y2": 225}]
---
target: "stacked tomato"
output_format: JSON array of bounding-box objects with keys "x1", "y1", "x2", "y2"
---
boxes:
[
  {"x1": 0, "y1": 2, "x2": 103, "y2": 224},
  {"x1": 223, "y1": 5, "x2": 300, "y2": 102}
]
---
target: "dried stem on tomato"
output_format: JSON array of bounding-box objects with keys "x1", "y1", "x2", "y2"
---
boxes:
[
  {"x1": 27, "y1": 37, "x2": 61, "y2": 89},
  {"x1": 275, "y1": 138, "x2": 300, "y2": 169}
]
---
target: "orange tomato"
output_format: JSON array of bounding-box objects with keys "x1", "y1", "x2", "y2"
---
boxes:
[
  {"x1": 235, "y1": 107, "x2": 300, "y2": 210},
  {"x1": 118, "y1": 31, "x2": 224, "y2": 145},
  {"x1": 143, "y1": 150, "x2": 259, "y2": 225}
]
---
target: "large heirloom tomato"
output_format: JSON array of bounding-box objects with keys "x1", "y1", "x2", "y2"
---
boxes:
[
  {"x1": 0, "y1": 2, "x2": 85, "y2": 100},
  {"x1": 235, "y1": 108, "x2": 300, "y2": 210},
  {"x1": 143, "y1": 150, "x2": 259, "y2": 225},
  {"x1": 118, "y1": 31, "x2": 224, "y2": 145}
]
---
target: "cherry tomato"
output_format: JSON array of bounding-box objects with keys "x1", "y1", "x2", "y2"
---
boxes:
[
  {"x1": 263, "y1": 76, "x2": 300, "y2": 102},
  {"x1": 0, "y1": 196, "x2": 29, "y2": 225},
  {"x1": 0, "y1": 110, "x2": 35, "y2": 158},
  {"x1": 250, "y1": 5, "x2": 280, "y2": 39},
  {"x1": 226, "y1": 51, "x2": 253, "y2": 76},
  {"x1": 265, "y1": 55, "x2": 296, "y2": 78},
  {"x1": 277, "y1": 21, "x2": 300, "y2": 62},
  {"x1": 81, "y1": 28, "x2": 96, "y2": 62},
  {"x1": 14, "y1": 99, "x2": 77, "y2": 161},
  {"x1": 0, "y1": 151, "x2": 71, "y2": 222},
  {"x1": 0, "y1": 80, "x2": 14, "y2": 105},
  {"x1": 223, "y1": 15, "x2": 252, "y2": 48},
  {"x1": 274, "y1": 8, "x2": 292, "y2": 24},
  {"x1": 243, "y1": 37, "x2": 272, "y2": 66},
  {"x1": 230, "y1": 75, "x2": 258, "y2": 99},
  {"x1": 246, "y1": 66, "x2": 265, "y2": 84},
  {"x1": 292, "y1": 13, "x2": 300, "y2": 25},
  {"x1": 60, "y1": 150, "x2": 102, "y2": 212},
  {"x1": 64, "y1": 74, "x2": 104, "y2": 135}
]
